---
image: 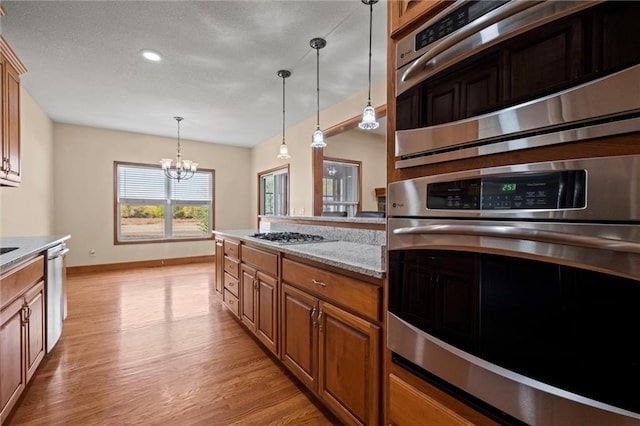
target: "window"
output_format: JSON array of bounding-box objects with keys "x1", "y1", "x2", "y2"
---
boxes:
[
  {"x1": 115, "y1": 162, "x2": 214, "y2": 243},
  {"x1": 259, "y1": 166, "x2": 289, "y2": 216},
  {"x1": 322, "y1": 159, "x2": 361, "y2": 217}
]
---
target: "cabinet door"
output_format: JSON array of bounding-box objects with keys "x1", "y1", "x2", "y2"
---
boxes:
[
  {"x1": 281, "y1": 283, "x2": 317, "y2": 391},
  {"x1": 3, "y1": 59, "x2": 20, "y2": 184},
  {"x1": 25, "y1": 281, "x2": 45, "y2": 382},
  {"x1": 255, "y1": 271, "x2": 277, "y2": 355},
  {"x1": 0, "y1": 297, "x2": 26, "y2": 423},
  {"x1": 240, "y1": 265, "x2": 256, "y2": 330},
  {"x1": 318, "y1": 301, "x2": 380, "y2": 426}
]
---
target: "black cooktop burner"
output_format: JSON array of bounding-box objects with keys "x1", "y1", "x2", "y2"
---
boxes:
[{"x1": 250, "y1": 232, "x2": 326, "y2": 244}]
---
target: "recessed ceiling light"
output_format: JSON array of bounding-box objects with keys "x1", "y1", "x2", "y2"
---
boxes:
[{"x1": 140, "y1": 49, "x2": 162, "y2": 62}]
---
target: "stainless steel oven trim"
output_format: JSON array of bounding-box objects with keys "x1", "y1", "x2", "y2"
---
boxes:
[
  {"x1": 396, "y1": 0, "x2": 601, "y2": 95},
  {"x1": 388, "y1": 155, "x2": 640, "y2": 222},
  {"x1": 388, "y1": 218, "x2": 640, "y2": 281},
  {"x1": 396, "y1": 115, "x2": 640, "y2": 169},
  {"x1": 396, "y1": 63, "x2": 640, "y2": 160},
  {"x1": 388, "y1": 312, "x2": 640, "y2": 425}
]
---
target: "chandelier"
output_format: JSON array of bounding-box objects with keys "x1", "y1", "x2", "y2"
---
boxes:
[
  {"x1": 277, "y1": 69, "x2": 292, "y2": 159},
  {"x1": 310, "y1": 37, "x2": 327, "y2": 148},
  {"x1": 358, "y1": 0, "x2": 380, "y2": 130},
  {"x1": 160, "y1": 116, "x2": 198, "y2": 181}
]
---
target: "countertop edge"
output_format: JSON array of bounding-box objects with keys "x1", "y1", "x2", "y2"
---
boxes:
[{"x1": 0, "y1": 235, "x2": 71, "y2": 271}]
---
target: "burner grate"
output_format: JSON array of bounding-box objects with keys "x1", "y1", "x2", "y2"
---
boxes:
[{"x1": 250, "y1": 232, "x2": 326, "y2": 244}]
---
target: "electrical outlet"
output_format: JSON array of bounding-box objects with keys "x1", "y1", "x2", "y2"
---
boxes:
[{"x1": 89, "y1": 249, "x2": 96, "y2": 257}]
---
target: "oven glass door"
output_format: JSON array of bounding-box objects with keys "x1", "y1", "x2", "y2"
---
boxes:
[{"x1": 389, "y1": 249, "x2": 640, "y2": 417}]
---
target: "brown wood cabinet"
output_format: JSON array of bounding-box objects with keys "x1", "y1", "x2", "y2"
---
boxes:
[
  {"x1": 221, "y1": 239, "x2": 240, "y2": 318},
  {"x1": 389, "y1": 0, "x2": 450, "y2": 37},
  {"x1": 239, "y1": 244, "x2": 278, "y2": 355},
  {"x1": 0, "y1": 37, "x2": 25, "y2": 187},
  {"x1": 388, "y1": 367, "x2": 499, "y2": 426},
  {"x1": 281, "y1": 258, "x2": 382, "y2": 426},
  {"x1": 0, "y1": 255, "x2": 46, "y2": 424}
]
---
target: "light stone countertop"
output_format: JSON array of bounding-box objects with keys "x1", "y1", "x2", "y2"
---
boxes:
[
  {"x1": 214, "y1": 229, "x2": 385, "y2": 279},
  {"x1": 0, "y1": 235, "x2": 71, "y2": 271}
]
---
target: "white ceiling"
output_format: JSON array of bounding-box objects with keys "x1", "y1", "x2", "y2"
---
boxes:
[{"x1": 1, "y1": 0, "x2": 388, "y2": 148}]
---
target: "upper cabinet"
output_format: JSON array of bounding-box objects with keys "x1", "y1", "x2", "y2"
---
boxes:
[
  {"x1": 389, "y1": 1, "x2": 451, "y2": 37},
  {"x1": 0, "y1": 36, "x2": 26, "y2": 187}
]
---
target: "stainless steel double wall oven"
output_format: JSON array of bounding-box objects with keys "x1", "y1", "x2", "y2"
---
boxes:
[{"x1": 389, "y1": 1, "x2": 640, "y2": 425}]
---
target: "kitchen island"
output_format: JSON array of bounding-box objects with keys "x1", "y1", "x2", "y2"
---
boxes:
[
  {"x1": 215, "y1": 229, "x2": 384, "y2": 279},
  {"x1": 214, "y1": 225, "x2": 385, "y2": 426}
]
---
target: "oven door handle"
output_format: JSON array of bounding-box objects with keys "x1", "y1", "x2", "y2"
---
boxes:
[
  {"x1": 393, "y1": 225, "x2": 640, "y2": 254},
  {"x1": 400, "y1": 0, "x2": 542, "y2": 84}
]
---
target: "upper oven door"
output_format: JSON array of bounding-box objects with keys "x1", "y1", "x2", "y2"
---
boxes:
[
  {"x1": 394, "y1": 1, "x2": 640, "y2": 168},
  {"x1": 396, "y1": 1, "x2": 597, "y2": 96}
]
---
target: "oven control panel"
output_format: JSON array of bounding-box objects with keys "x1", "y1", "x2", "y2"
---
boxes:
[{"x1": 427, "y1": 170, "x2": 586, "y2": 210}]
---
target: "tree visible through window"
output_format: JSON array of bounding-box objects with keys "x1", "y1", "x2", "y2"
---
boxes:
[{"x1": 115, "y1": 162, "x2": 214, "y2": 243}]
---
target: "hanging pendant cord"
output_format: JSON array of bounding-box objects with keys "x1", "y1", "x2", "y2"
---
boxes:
[
  {"x1": 316, "y1": 47, "x2": 320, "y2": 129},
  {"x1": 282, "y1": 75, "x2": 286, "y2": 143},
  {"x1": 367, "y1": 1, "x2": 373, "y2": 105}
]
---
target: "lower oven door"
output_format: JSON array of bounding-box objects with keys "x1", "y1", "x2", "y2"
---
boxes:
[{"x1": 387, "y1": 218, "x2": 640, "y2": 425}]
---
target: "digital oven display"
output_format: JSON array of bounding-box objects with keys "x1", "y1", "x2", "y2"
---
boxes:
[
  {"x1": 415, "y1": 1, "x2": 508, "y2": 51},
  {"x1": 426, "y1": 170, "x2": 587, "y2": 210}
]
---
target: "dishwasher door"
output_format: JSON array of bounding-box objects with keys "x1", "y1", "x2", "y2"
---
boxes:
[{"x1": 47, "y1": 243, "x2": 69, "y2": 352}]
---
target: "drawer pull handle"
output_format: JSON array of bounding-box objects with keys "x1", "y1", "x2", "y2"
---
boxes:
[
  {"x1": 318, "y1": 310, "x2": 324, "y2": 332},
  {"x1": 311, "y1": 279, "x2": 326, "y2": 287}
]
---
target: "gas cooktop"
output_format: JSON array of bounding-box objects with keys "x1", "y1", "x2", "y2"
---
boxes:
[{"x1": 250, "y1": 232, "x2": 328, "y2": 244}]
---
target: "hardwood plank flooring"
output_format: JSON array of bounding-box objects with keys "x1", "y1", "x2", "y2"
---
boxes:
[{"x1": 7, "y1": 263, "x2": 339, "y2": 425}]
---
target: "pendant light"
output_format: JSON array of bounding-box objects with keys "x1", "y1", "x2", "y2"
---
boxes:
[
  {"x1": 277, "y1": 69, "x2": 292, "y2": 159},
  {"x1": 160, "y1": 117, "x2": 198, "y2": 181},
  {"x1": 310, "y1": 37, "x2": 327, "y2": 148},
  {"x1": 358, "y1": 0, "x2": 380, "y2": 130}
]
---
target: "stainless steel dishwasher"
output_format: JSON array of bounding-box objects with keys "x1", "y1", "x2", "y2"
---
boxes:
[{"x1": 47, "y1": 242, "x2": 69, "y2": 352}]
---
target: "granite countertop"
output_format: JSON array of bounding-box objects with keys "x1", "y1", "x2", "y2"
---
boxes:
[
  {"x1": 0, "y1": 235, "x2": 71, "y2": 271},
  {"x1": 215, "y1": 229, "x2": 385, "y2": 279}
]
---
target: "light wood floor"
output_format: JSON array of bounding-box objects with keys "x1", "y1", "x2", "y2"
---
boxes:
[{"x1": 8, "y1": 262, "x2": 339, "y2": 425}]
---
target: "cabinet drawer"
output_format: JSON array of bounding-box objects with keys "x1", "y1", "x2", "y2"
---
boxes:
[
  {"x1": 389, "y1": 374, "x2": 473, "y2": 426},
  {"x1": 223, "y1": 289, "x2": 239, "y2": 318},
  {"x1": 242, "y1": 245, "x2": 277, "y2": 276},
  {"x1": 223, "y1": 240, "x2": 240, "y2": 259},
  {"x1": 223, "y1": 272, "x2": 239, "y2": 297},
  {"x1": 0, "y1": 255, "x2": 45, "y2": 309},
  {"x1": 223, "y1": 256, "x2": 239, "y2": 278},
  {"x1": 282, "y1": 258, "x2": 381, "y2": 322}
]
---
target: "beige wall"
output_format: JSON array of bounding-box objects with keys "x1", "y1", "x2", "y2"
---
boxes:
[
  {"x1": 53, "y1": 124, "x2": 252, "y2": 267},
  {"x1": 0, "y1": 87, "x2": 55, "y2": 237},
  {"x1": 251, "y1": 79, "x2": 386, "y2": 218}
]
